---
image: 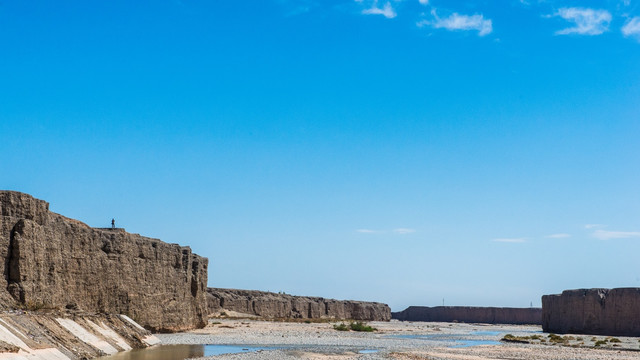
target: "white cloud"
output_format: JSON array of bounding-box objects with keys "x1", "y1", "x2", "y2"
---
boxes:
[
  {"x1": 362, "y1": 0, "x2": 397, "y2": 19},
  {"x1": 585, "y1": 224, "x2": 605, "y2": 229},
  {"x1": 492, "y1": 238, "x2": 526, "y2": 243},
  {"x1": 592, "y1": 230, "x2": 640, "y2": 240},
  {"x1": 421, "y1": 10, "x2": 493, "y2": 36},
  {"x1": 546, "y1": 233, "x2": 572, "y2": 239},
  {"x1": 554, "y1": 8, "x2": 611, "y2": 35},
  {"x1": 356, "y1": 229, "x2": 379, "y2": 233},
  {"x1": 394, "y1": 228, "x2": 416, "y2": 234},
  {"x1": 418, "y1": 0, "x2": 428, "y2": 5},
  {"x1": 622, "y1": 17, "x2": 640, "y2": 39}
]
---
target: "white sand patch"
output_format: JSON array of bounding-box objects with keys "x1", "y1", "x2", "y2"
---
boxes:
[
  {"x1": 0, "y1": 348, "x2": 69, "y2": 360},
  {"x1": 0, "y1": 322, "x2": 31, "y2": 351},
  {"x1": 85, "y1": 320, "x2": 132, "y2": 351},
  {"x1": 143, "y1": 335, "x2": 161, "y2": 346},
  {"x1": 117, "y1": 315, "x2": 160, "y2": 346},
  {"x1": 118, "y1": 315, "x2": 146, "y2": 332},
  {"x1": 55, "y1": 318, "x2": 118, "y2": 355}
]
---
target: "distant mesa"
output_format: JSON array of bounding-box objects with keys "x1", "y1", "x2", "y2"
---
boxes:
[
  {"x1": 542, "y1": 288, "x2": 640, "y2": 337},
  {"x1": 392, "y1": 306, "x2": 542, "y2": 325}
]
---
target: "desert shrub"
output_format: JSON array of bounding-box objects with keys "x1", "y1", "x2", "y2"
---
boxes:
[
  {"x1": 350, "y1": 322, "x2": 376, "y2": 332},
  {"x1": 333, "y1": 323, "x2": 349, "y2": 331},
  {"x1": 501, "y1": 334, "x2": 531, "y2": 343}
]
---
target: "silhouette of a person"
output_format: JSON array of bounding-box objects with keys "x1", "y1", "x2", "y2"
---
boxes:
[{"x1": 111, "y1": 218, "x2": 115, "y2": 229}]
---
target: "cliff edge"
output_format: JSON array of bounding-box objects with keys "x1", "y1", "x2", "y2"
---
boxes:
[
  {"x1": 207, "y1": 288, "x2": 391, "y2": 321},
  {"x1": 542, "y1": 288, "x2": 640, "y2": 336},
  {"x1": 392, "y1": 306, "x2": 542, "y2": 325},
  {"x1": 0, "y1": 191, "x2": 208, "y2": 332}
]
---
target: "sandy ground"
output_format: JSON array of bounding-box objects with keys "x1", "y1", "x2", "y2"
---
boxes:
[{"x1": 157, "y1": 319, "x2": 640, "y2": 360}]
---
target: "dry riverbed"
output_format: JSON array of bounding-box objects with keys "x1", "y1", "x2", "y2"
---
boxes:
[{"x1": 156, "y1": 319, "x2": 640, "y2": 360}]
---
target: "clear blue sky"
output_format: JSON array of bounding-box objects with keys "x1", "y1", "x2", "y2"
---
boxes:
[{"x1": 1, "y1": 0, "x2": 639, "y2": 311}]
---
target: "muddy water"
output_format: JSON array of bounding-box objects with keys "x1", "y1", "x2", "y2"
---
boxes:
[{"x1": 99, "y1": 344, "x2": 275, "y2": 360}]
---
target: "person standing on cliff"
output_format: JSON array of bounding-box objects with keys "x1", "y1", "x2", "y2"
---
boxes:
[{"x1": 111, "y1": 218, "x2": 115, "y2": 229}]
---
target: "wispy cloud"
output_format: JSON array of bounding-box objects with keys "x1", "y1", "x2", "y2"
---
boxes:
[
  {"x1": 546, "y1": 233, "x2": 571, "y2": 239},
  {"x1": 492, "y1": 238, "x2": 526, "y2": 243},
  {"x1": 357, "y1": 228, "x2": 417, "y2": 234},
  {"x1": 394, "y1": 228, "x2": 416, "y2": 234},
  {"x1": 592, "y1": 230, "x2": 640, "y2": 240},
  {"x1": 420, "y1": 10, "x2": 493, "y2": 36},
  {"x1": 585, "y1": 224, "x2": 605, "y2": 229},
  {"x1": 553, "y1": 8, "x2": 611, "y2": 35},
  {"x1": 418, "y1": 0, "x2": 428, "y2": 5},
  {"x1": 361, "y1": 0, "x2": 397, "y2": 19},
  {"x1": 622, "y1": 17, "x2": 640, "y2": 39},
  {"x1": 356, "y1": 229, "x2": 379, "y2": 233}
]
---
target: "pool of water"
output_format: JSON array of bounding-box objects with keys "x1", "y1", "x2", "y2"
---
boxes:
[
  {"x1": 358, "y1": 349, "x2": 379, "y2": 354},
  {"x1": 389, "y1": 333, "x2": 502, "y2": 348},
  {"x1": 471, "y1": 331, "x2": 502, "y2": 336},
  {"x1": 99, "y1": 344, "x2": 277, "y2": 360},
  {"x1": 451, "y1": 340, "x2": 501, "y2": 348}
]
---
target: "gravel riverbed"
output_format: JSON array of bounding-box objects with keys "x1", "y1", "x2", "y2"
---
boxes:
[{"x1": 156, "y1": 319, "x2": 640, "y2": 360}]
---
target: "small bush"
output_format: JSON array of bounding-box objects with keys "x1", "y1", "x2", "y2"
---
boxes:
[
  {"x1": 594, "y1": 340, "x2": 607, "y2": 347},
  {"x1": 547, "y1": 333, "x2": 567, "y2": 344},
  {"x1": 501, "y1": 334, "x2": 546, "y2": 343},
  {"x1": 609, "y1": 337, "x2": 621, "y2": 343},
  {"x1": 333, "y1": 323, "x2": 349, "y2": 331},
  {"x1": 350, "y1": 322, "x2": 376, "y2": 332}
]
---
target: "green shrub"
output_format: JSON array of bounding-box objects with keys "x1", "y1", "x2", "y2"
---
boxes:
[
  {"x1": 350, "y1": 321, "x2": 376, "y2": 332},
  {"x1": 333, "y1": 323, "x2": 349, "y2": 331},
  {"x1": 594, "y1": 340, "x2": 607, "y2": 347},
  {"x1": 501, "y1": 334, "x2": 529, "y2": 343}
]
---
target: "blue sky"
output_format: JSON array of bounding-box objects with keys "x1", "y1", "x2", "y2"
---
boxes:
[{"x1": 1, "y1": 0, "x2": 639, "y2": 311}]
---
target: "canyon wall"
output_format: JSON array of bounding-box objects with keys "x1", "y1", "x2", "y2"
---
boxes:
[
  {"x1": 207, "y1": 288, "x2": 391, "y2": 321},
  {"x1": 0, "y1": 191, "x2": 208, "y2": 332},
  {"x1": 392, "y1": 306, "x2": 542, "y2": 325},
  {"x1": 542, "y1": 288, "x2": 640, "y2": 336}
]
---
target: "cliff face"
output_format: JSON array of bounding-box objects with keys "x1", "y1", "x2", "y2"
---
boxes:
[
  {"x1": 542, "y1": 288, "x2": 640, "y2": 336},
  {"x1": 392, "y1": 306, "x2": 542, "y2": 325},
  {"x1": 0, "y1": 191, "x2": 208, "y2": 332},
  {"x1": 207, "y1": 288, "x2": 391, "y2": 321}
]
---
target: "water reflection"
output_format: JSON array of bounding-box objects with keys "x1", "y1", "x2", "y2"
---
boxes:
[
  {"x1": 100, "y1": 345, "x2": 204, "y2": 360},
  {"x1": 99, "y1": 344, "x2": 278, "y2": 360}
]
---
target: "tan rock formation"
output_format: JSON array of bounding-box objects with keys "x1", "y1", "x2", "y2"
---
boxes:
[
  {"x1": 542, "y1": 288, "x2": 640, "y2": 336},
  {"x1": 207, "y1": 288, "x2": 391, "y2": 321},
  {"x1": 0, "y1": 191, "x2": 208, "y2": 332},
  {"x1": 392, "y1": 306, "x2": 542, "y2": 325}
]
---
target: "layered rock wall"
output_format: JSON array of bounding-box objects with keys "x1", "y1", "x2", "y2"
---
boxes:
[
  {"x1": 542, "y1": 288, "x2": 640, "y2": 336},
  {"x1": 0, "y1": 191, "x2": 208, "y2": 332},
  {"x1": 392, "y1": 306, "x2": 542, "y2": 325},
  {"x1": 207, "y1": 288, "x2": 391, "y2": 321}
]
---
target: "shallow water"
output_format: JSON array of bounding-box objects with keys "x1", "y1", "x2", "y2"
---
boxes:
[
  {"x1": 99, "y1": 344, "x2": 276, "y2": 360},
  {"x1": 389, "y1": 332, "x2": 501, "y2": 347}
]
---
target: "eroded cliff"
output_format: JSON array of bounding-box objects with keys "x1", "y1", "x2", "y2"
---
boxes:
[
  {"x1": 0, "y1": 191, "x2": 208, "y2": 332},
  {"x1": 392, "y1": 306, "x2": 542, "y2": 325},
  {"x1": 542, "y1": 288, "x2": 640, "y2": 336},
  {"x1": 207, "y1": 288, "x2": 391, "y2": 321}
]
